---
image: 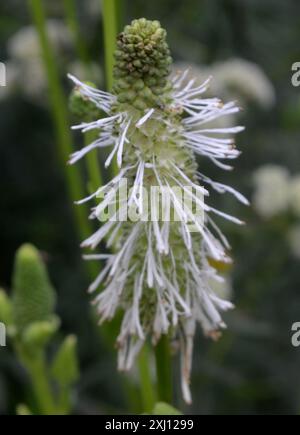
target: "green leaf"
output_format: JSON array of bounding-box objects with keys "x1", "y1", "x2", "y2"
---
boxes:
[
  {"x1": 152, "y1": 402, "x2": 183, "y2": 415},
  {"x1": 12, "y1": 244, "x2": 56, "y2": 332},
  {"x1": 51, "y1": 335, "x2": 79, "y2": 386}
]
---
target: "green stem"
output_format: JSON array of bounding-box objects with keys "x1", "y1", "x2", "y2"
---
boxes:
[
  {"x1": 25, "y1": 352, "x2": 57, "y2": 415},
  {"x1": 155, "y1": 335, "x2": 173, "y2": 404},
  {"x1": 62, "y1": 0, "x2": 103, "y2": 194},
  {"x1": 138, "y1": 344, "x2": 156, "y2": 413},
  {"x1": 63, "y1": 0, "x2": 90, "y2": 65},
  {"x1": 28, "y1": 0, "x2": 91, "y2": 242},
  {"x1": 116, "y1": 0, "x2": 124, "y2": 30},
  {"x1": 62, "y1": 0, "x2": 104, "y2": 280},
  {"x1": 57, "y1": 384, "x2": 72, "y2": 415},
  {"x1": 63, "y1": 0, "x2": 132, "y2": 412},
  {"x1": 102, "y1": 0, "x2": 118, "y2": 92}
]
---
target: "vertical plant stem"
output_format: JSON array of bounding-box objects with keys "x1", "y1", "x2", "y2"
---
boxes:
[
  {"x1": 138, "y1": 345, "x2": 156, "y2": 413},
  {"x1": 155, "y1": 335, "x2": 173, "y2": 403},
  {"x1": 62, "y1": 0, "x2": 103, "y2": 277},
  {"x1": 63, "y1": 0, "x2": 90, "y2": 65},
  {"x1": 116, "y1": 0, "x2": 125, "y2": 29},
  {"x1": 28, "y1": 0, "x2": 91, "y2": 242},
  {"x1": 102, "y1": 0, "x2": 118, "y2": 92},
  {"x1": 62, "y1": 0, "x2": 104, "y2": 208},
  {"x1": 24, "y1": 352, "x2": 57, "y2": 415},
  {"x1": 57, "y1": 385, "x2": 72, "y2": 415}
]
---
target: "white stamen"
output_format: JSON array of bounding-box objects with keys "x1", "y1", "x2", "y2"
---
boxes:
[{"x1": 136, "y1": 108, "x2": 155, "y2": 127}]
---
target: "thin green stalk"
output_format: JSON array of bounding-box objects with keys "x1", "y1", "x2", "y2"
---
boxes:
[
  {"x1": 115, "y1": 0, "x2": 125, "y2": 30},
  {"x1": 63, "y1": 0, "x2": 90, "y2": 65},
  {"x1": 138, "y1": 345, "x2": 156, "y2": 413},
  {"x1": 57, "y1": 385, "x2": 72, "y2": 415},
  {"x1": 63, "y1": 0, "x2": 104, "y2": 198},
  {"x1": 61, "y1": 0, "x2": 104, "y2": 284},
  {"x1": 155, "y1": 335, "x2": 173, "y2": 404},
  {"x1": 102, "y1": 0, "x2": 118, "y2": 92},
  {"x1": 28, "y1": 0, "x2": 91, "y2": 242},
  {"x1": 63, "y1": 4, "x2": 138, "y2": 414},
  {"x1": 25, "y1": 352, "x2": 57, "y2": 415}
]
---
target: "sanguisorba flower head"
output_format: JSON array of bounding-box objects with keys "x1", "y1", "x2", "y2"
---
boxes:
[{"x1": 68, "y1": 18, "x2": 248, "y2": 404}]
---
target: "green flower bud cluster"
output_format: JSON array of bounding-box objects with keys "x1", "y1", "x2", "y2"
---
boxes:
[
  {"x1": 109, "y1": 21, "x2": 197, "y2": 181},
  {"x1": 113, "y1": 19, "x2": 173, "y2": 109},
  {"x1": 0, "y1": 244, "x2": 79, "y2": 415},
  {"x1": 69, "y1": 81, "x2": 103, "y2": 121}
]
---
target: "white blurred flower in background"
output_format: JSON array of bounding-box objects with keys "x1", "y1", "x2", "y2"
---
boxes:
[
  {"x1": 7, "y1": 20, "x2": 71, "y2": 60},
  {"x1": 173, "y1": 57, "x2": 275, "y2": 112},
  {"x1": 253, "y1": 165, "x2": 290, "y2": 219},
  {"x1": 172, "y1": 62, "x2": 236, "y2": 129},
  {"x1": 3, "y1": 20, "x2": 72, "y2": 103},
  {"x1": 213, "y1": 58, "x2": 275, "y2": 109},
  {"x1": 208, "y1": 275, "x2": 233, "y2": 301},
  {"x1": 68, "y1": 61, "x2": 103, "y2": 87},
  {"x1": 87, "y1": 0, "x2": 102, "y2": 15}
]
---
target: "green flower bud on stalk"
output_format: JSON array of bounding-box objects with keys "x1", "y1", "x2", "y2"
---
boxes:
[
  {"x1": 12, "y1": 244, "x2": 56, "y2": 333},
  {"x1": 51, "y1": 335, "x2": 79, "y2": 386},
  {"x1": 113, "y1": 19, "x2": 172, "y2": 109}
]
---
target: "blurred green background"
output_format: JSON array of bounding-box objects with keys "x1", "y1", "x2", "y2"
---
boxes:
[{"x1": 1, "y1": 0, "x2": 300, "y2": 415}]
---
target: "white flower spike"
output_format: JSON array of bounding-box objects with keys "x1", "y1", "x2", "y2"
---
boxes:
[{"x1": 69, "y1": 18, "x2": 247, "y2": 404}]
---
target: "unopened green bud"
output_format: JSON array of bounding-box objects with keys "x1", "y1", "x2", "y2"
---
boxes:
[
  {"x1": 51, "y1": 335, "x2": 79, "y2": 386},
  {"x1": 12, "y1": 244, "x2": 56, "y2": 332},
  {"x1": 113, "y1": 19, "x2": 173, "y2": 108}
]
